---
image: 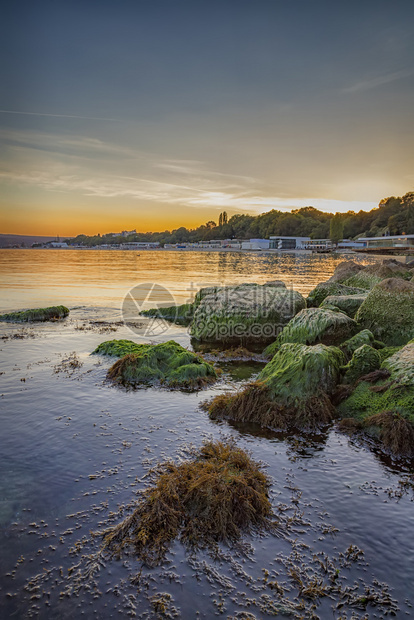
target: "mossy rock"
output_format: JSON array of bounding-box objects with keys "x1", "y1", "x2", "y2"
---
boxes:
[
  {"x1": 190, "y1": 283, "x2": 306, "y2": 345},
  {"x1": 93, "y1": 339, "x2": 218, "y2": 390},
  {"x1": 327, "y1": 260, "x2": 364, "y2": 284},
  {"x1": 342, "y1": 345, "x2": 381, "y2": 384},
  {"x1": 355, "y1": 278, "x2": 414, "y2": 345},
  {"x1": 321, "y1": 294, "x2": 368, "y2": 317},
  {"x1": 344, "y1": 262, "x2": 412, "y2": 290},
  {"x1": 337, "y1": 342, "x2": 414, "y2": 456},
  {"x1": 206, "y1": 343, "x2": 344, "y2": 431},
  {"x1": 306, "y1": 282, "x2": 366, "y2": 307},
  {"x1": 141, "y1": 302, "x2": 195, "y2": 326},
  {"x1": 102, "y1": 440, "x2": 275, "y2": 566},
  {"x1": 0, "y1": 305, "x2": 69, "y2": 322},
  {"x1": 339, "y1": 329, "x2": 379, "y2": 360},
  {"x1": 263, "y1": 307, "x2": 358, "y2": 358}
]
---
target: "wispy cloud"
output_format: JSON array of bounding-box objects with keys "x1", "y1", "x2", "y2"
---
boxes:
[
  {"x1": 0, "y1": 109, "x2": 120, "y2": 122},
  {"x1": 343, "y1": 68, "x2": 414, "y2": 93}
]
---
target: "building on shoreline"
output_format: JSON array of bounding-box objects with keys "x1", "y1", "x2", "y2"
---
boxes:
[{"x1": 356, "y1": 234, "x2": 414, "y2": 250}]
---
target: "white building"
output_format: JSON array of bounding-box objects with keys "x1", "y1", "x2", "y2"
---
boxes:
[
  {"x1": 241, "y1": 239, "x2": 270, "y2": 251},
  {"x1": 269, "y1": 236, "x2": 310, "y2": 250},
  {"x1": 356, "y1": 234, "x2": 414, "y2": 249}
]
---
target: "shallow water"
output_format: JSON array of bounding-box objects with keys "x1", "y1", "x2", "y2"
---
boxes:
[{"x1": 1, "y1": 250, "x2": 413, "y2": 619}]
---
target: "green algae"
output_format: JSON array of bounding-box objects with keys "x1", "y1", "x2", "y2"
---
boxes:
[
  {"x1": 342, "y1": 345, "x2": 381, "y2": 384},
  {"x1": 102, "y1": 440, "x2": 275, "y2": 566},
  {"x1": 206, "y1": 343, "x2": 344, "y2": 431},
  {"x1": 355, "y1": 278, "x2": 414, "y2": 346},
  {"x1": 263, "y1": 307, "x2": 357, "y2": 358},
  {"x1": 94, "y1": 339, "x2": 218, "y2": 390},
  {"x1": 93, "y1": 339, "x2": 149, "y2": 357},
  {"x1": 321, "y1": 294, "x2": 367, "y2": 318},
  {"x1": 141, "y1": 302, "x2": 195, "y2": 326},
  {"x1": 344, "y1": 262, "x2": 412, "y2": 290},
  {"x1": 339, "y1": 329, "x2": 383, "y2": 361},
  {"x1": 327, "y1": 260, "x2": 364, "y2": 284},
  {"x1": 306, "y1": 282, "x2": 366, "y2": 308},
  {"x1": 0, "y1": 305, "x2": 69, "y2": 322},
  {"x1": 337, "y1": 342, "x2": 414, "y2": 456}
]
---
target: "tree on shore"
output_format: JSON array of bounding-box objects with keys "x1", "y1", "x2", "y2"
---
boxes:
[{"x1": 329, "y1": 214, "x2": 344, "y2": 248}]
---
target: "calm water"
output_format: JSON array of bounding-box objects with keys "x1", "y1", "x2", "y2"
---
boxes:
[{"x1": 1, "y1": 249, "x2": 413, "y2": 619}]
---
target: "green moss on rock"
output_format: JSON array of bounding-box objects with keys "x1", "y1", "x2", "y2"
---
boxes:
[
  {"x1": 342, "y1": 345, "x2": 381, "y2": 384},
  {"x1": 263, "y1": 307, "x2": 358, "y2": 358},
  {"x1": 337, "y1": 342, "x2": 414, "y2": 456},
  {"x1": 141, "y1": 302, "x2": 195, "y2": 326},
  {"x1": 344, "y1": 262, "x2": 412, "y2": 290},
  {"x1": 94, "y1": 339, "x2": 218, "y2": 390},
  {"x1": 306, "y1": 282, "x2": 366, "y2": 308},
  {"x1": 190, "y1": 283, "x2": 306, "y2": 345},
  {"x1": 206, "y1": 343, "x2": 344, "y2": 431},
  {"x1": 327, "y1": 261, "x2": 364, "y2": 284},
  {"x1": 339, "y1": 329, "x2": 378, "y2": 360},
  {"x1": 321, "y1": 294, "x2": 368, "y2": 318},
  {"x1": 355, "y1": 278, "x2": 414, "y2": 346},
  {"x1": 0, "y1": 305, "x2": 69, "y2": 322}
]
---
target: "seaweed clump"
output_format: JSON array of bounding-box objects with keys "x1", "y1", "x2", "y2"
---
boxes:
[
  {"x1": 94, "y1": 339, "x2": 218, "y2": 390},
  {"x1": 0, "y1": 305, "x2": 69, "y2": 322},
  {"x1": 206, "y1": 343, "x2": 344, "y2": 431},
  {"x1": 101, "y1": 441, "x2": 275, "y2": 566}
]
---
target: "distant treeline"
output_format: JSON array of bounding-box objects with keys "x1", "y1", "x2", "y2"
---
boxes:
[{"x1": 66, "y1": 192, "x2": 414, "y2": 247}]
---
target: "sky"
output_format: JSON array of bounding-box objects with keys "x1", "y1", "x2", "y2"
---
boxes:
[{"x1": 0, "y1": 0, "x2": 413, "y2": 236}]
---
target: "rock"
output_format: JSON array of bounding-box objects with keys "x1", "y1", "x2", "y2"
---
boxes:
[
  {"x1": 141, "y1": 302, "x2": 195, "y2": 326},
  {"x1": 337, "y1": 342, "x2": 414, "y2": 456},
  {"x1": 342, "y1": 345, "x2": 382, "y2": 384},
  {"x1": 344, "y1": 262, "x2": 412, "y2": 290},
  {"x1": 306, "y1": 282, "x2": 366, "y2": 307},
  {"x1": 321, "y1": 293, "x2": 368, "y2": 317},
  {"x1": 206, "y1": 343, "x2": 345, "y2": 431},
  {"x1": 190, "y1": 283, "x2": 306, "y2": 345},
  {"x1": 355, "y1": 278, "x2": 414, "y2": 345},
  {"x1": 263, "y1": 307, "x2": 358, "y2": 358},
  {"x1": 263, "y1": 280, "x2": 286, "y2": 288},
  {"x1": 93, "y1": 339, "x2": 218, "y2": 390},
  {"x1": 327, "y1": 260, "x2": 364, "y2": 283},
  {"x1": 339, "y1": 329, "x2": 378, "y2": 360},
  {"x1": 0, "y1": 305, "x2": 69, "y2": 322}
]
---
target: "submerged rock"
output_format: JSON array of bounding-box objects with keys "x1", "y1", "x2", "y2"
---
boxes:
[
  {"x1": 102, "y1": 440, "x2": 275, "y2": 566},
  {"x1": 93, "y1": 339, "x2": 218, "y2": 390},
  {"x1": 337, "y1": 341, "x2": 414, "y2": 457},
  {"x1": 306, "y1": 282, "x2": 366, "y2": 307},
  {"x1": 0, "y1": 305, "x2": 69, "y2": 322},
  {"x1": 321, "y1": 293, "x2": 368, "y2": 317},
  {"x1": 263, "y1": 307, "x2": 358, "y2": 358},
  {"x1": 206, "y1": 343, "x2": 344, "y2": 431},
  {"x1": 190, "y1": 283, "x2": 306, "y2": 345},
  {"x1": 355, "y1": 278, "x2": 414, "y2": 345}
]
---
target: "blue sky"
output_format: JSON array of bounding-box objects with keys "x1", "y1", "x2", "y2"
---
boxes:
[{"x1": 1, "y1": 0, "x2": 413, "y2": 234}]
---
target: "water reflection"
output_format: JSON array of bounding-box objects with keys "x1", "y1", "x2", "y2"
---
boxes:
[{"x1": 0, "y1": 248, "x2": 379, "y2": 312}]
